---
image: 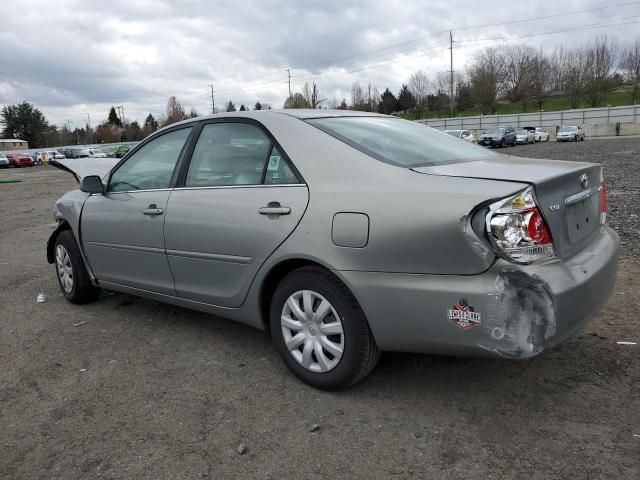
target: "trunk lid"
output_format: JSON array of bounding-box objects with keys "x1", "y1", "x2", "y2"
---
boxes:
[{"x1": 412, "y1": 155, "x2": 603, "y2": 260}]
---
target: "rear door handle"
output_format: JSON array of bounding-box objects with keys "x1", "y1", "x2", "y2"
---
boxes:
[
  {"x1": 259, "y1": 202, "x2": 291, "y2": 216},
  {"x1": 143, "y1": 204, "x2": 164, "y2": 216}
]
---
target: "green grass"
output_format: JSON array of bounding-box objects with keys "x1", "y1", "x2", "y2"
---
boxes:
[{"x1": 406, "y1": 89, "x2": 638, "y2": 120}]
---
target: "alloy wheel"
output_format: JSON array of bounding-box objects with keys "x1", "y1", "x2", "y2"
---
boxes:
[
  {"x1": 280, "y1": 290, "x2": 344, "y2": 373},
  {"x1": 56, "y1": 244, "x2": 73, "y2": 293}
]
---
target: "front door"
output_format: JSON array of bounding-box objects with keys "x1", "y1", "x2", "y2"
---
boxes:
[
  {"x1": 81, "y1": 127, "x2": 193, "y2": 294},
  {"x1": 163, "y1": 121, "x2": 308, "y2": 307}
]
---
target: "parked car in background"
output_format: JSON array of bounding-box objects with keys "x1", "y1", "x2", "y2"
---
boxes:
[
  {"x1": 62, "y1": 148, "x2": 89, "y2": 158},
  {"x1": 113, "y1": 145, "x2": 131, "y2": 158},
  {"x1": 7, "y1": 152, "x2": 35, "y2": 167},
  {"x1": 444, "y1": 129, "x2": 475, "y2": 143},
  {"x1": 46, "y1": 110, "x2": 619, "y2": 389},
  {"x1": 557, "y1": 126, "x2": 585, "y2": 142},
  {"x1": 515, "y1": 129, "x2": 536, "y2": 144},
  {"x1": 478, "y1": 126, "x2": 516, "y2": 147},
  {"x1": 85, "y1": 147, "x2": 107, "y2": 158},
  {"x1": 534, "y1": 127, "x2": 550, "y2": 142},
  {"x1": 48, "y1": 150, "x2": 66, "y2": 160},
  {"x1": 0, "y1": 153, "x2": 9, "y2": 168}
]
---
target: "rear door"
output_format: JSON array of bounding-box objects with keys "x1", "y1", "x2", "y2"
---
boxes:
[
  {"x1": 81, "y1": 127, "x2": 193, "y2": 294},
  {"x1": 163, "y1": 120, "x2": 308, "y2": 308}
]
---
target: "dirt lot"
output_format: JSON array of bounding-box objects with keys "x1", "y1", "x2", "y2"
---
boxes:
[{"x1": 1, "y1": 138, "x2": 639, "y2": 479}]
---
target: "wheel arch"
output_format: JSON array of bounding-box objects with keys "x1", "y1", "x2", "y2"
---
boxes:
[
  {"x1": 46, "y1": 220, "x2": 72, "y2": 264},
  {"x1": 259, "y1": 257, "x2": 351, "y2": 330}
]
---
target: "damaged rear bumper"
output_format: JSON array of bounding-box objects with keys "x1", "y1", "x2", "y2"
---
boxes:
[{"x1": 337, "y1": 226, "x2": 619, "y2": 359}]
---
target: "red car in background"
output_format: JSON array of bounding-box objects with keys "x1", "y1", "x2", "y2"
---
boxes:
[{"x1": 6, "y1": 153, "x2": 35, "y2": 167}]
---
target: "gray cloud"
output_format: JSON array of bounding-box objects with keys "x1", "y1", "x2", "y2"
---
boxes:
[{"x1": 0, "y1": 0, "x2": 637, "y2": 127}]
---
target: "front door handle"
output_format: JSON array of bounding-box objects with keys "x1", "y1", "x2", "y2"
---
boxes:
[
  {"x1": 259, "y1": 202, "x2": 291, "y2": 216},
  {"x1": 143, "y1": 204, "x2": 164, "y2": 216}
]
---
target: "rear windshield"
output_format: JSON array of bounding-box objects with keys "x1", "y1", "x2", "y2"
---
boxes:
[{"x1": 306, "y1": 116, "x2": 496, "y2": 167}]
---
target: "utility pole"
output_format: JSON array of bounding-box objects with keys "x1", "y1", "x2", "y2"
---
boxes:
[
  {"x1": 116, "y1": 106, "x2": 126, "y2": 141},
  {"x1": 87, "y1": 113, "x2": 92, "y2": 145},
  {"x1": 286, "y1": 68, "x2": 292, "y2": 98},
  {"x1": 449, "y1": 30, "x2": 455, "y2": 118},
  {"x1": 209, "y1": 84, "x2": 215, "y2": 113}
]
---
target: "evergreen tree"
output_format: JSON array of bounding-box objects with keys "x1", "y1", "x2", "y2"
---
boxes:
[
  {"x1": 226, "y1": 101, "x2": 236, "y2": 112},
  {"x1": 378, "y1": 88, "x2": 398, "y2": 114},
  {"x1": 254, "y1": 101, "x2": 263, "y2": 110},
  {"x1": 108, "y1": 106, "x2": 122, "y2": 127},
  {"x1": 239, "y1": 105, "x2": 246, "y2": 111},
  {"x1": 397, "y1": 84, "x2": 416, "y2": 115},
  {"x1": 1, "y1": 101, "x2": 51, "y2": 148}
]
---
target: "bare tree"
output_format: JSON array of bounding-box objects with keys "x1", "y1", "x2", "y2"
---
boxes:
[
  {"x1": 161, "y1": 96, "x2": 188, "y2": 127},
  {"x1": 467, "y1": 47, "x2": 506, "y2": 114},
  {"x1": 351, "y1": 81, "x2": 367, "y2": 111},
  {"x1": 302, "y1": 82, "x2": 326, "y2": 109},
  {"x1": 311, "y1": 83, "x2": 326, "y2": 109},
  {"x1": 560, "y1": 48, "x2": 586, "y2": 109},
  {"x1": 583, "y1": 36, "x2": 618, "y2": 107},
  {"x1": 365, "y1": 82, "x2": 379, "y2": 112},
  {"x1": 620, "y1": 39, "x2": 640, "y2": 104},
  {"x1": 503, "y1": 45, "x2": 537, "y2": 112},
  {"x1": 530, "y1": 49, "x2": 550, "y2": 111},
  {"x1": 547, "y1": 47, "x2": 565, "y2": 94},
  {"x1": 408, "y1": 70, "x2": 430, "y2": 118}
]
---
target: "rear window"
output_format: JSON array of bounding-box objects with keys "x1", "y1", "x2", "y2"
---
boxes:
[{"x1": 306, "y1": 116, "x2": 496, "y2": 167}]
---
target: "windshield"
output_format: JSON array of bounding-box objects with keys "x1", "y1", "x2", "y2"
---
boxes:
[
  {"x1": 560, "y1": 126, "x2": 577, "y2": 132},
  {"x1": 485, "y1": 127, "x2": 505, "y2": 134},
  {"x1": 307, "y1": 116, "x2": 496, "y2": 167},
  {"x1": 516, "y1": 129, "x2": 527, "y2": 134}
]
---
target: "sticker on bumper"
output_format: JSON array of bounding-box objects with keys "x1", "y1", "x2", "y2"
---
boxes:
[{"x1": 448, "y1": 298, "x2": 481, "y2": 331}]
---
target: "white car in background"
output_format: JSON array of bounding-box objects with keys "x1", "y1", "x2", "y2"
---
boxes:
[
  {"x1": 557, "y1": 126, "x2": 585, "y2": 142},
  {"x1": 0, "y1": 152, "x2": 9, "y2": 168},
  {"x1": 515, "y1": 129, "x2": 535, "y2": 144},
  {"x1": 444, "y1": 129, "x2": 475, "y2": 142},
  {"x1": 533, "y1": 127, "x2": 549, "y2": 142},
  {"x1": 85, "y1": 147, "x2": 108, "y2": 158}
]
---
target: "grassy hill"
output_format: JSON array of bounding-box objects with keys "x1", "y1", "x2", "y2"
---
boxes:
[{"x1": 410, "y1": 89, "x2": 638, "y2": 120}]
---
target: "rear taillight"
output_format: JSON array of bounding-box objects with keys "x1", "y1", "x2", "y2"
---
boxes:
[
  {"x1": 599, "y1": 181, "x2": 607, "y2": 225},
  {"x1": 486, "y1": 187, "x2": 555, "y2": 264}
]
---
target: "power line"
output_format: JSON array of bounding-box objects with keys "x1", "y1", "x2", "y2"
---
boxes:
[
  {"x1": 210, "y1": 1, "x2": 640, "y2": 91},
  {"x1": 213, "y1": 16, "x2": 640, "y2": 97}
]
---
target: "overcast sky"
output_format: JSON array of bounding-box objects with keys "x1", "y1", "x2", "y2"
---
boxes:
[{"x1": 0, "y1": 0, "x2": 638, "y2": 128}]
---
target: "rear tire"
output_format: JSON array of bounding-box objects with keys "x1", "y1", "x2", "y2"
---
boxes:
[
  {"x1": 54, "y1": 230, "x2": 100, "y2": 304},
  {"x1": 500, "y1": 139, "x2": 505, "y2": 148},
  {"x1": 270, "y1": 266, "x2": 380, "y2": 389}
]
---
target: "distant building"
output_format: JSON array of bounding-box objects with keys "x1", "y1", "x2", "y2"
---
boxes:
[{"x1": 0, "y1": 139, "x2": 29, "y2": 150}]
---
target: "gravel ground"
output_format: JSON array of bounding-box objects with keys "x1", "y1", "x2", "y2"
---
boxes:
[{"x1": 1, "y1": 139, "x2": 639, "y2": 479}]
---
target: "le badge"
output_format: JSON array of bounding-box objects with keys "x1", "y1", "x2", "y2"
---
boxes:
[{"x1": 448, "y1": 298, "x2": 481, "y2": 331}]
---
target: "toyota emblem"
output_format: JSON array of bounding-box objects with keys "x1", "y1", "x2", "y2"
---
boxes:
[{"x1": 579, "y1": 173, "x2": 589, "y2": 189}]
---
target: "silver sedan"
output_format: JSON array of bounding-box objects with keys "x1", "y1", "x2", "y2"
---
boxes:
[{"x1": 48, "y1": 110, "x2": 619, "y2": 389}]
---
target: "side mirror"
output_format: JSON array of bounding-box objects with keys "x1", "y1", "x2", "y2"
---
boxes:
[{"x1": 80, "y1": 175, "x2": 104, "y2": 194}]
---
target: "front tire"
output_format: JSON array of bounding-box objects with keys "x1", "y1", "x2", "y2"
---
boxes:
[
  {"x1": 54, "y1": 230, "x2": 100, "y2": 304},
  {"x1": 270, "y1": 266, "x2": 380, "y2": 389}
]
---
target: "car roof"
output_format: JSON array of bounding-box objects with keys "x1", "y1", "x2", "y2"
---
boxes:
[{"x1": 163, "y1": 109, "x2": 389, "y2": 130}]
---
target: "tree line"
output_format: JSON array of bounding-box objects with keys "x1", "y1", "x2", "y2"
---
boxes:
[{"x1": 277, "y1": 36, "x2": 640, "y2": 118}]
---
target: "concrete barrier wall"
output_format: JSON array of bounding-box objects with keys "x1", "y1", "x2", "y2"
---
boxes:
[{"x1": 417, "y1": 104, "x2": 640, "y2": 138}]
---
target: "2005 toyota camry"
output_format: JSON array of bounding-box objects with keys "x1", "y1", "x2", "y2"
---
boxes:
[{"x1": 48, "y1": 110, "x2": 619, "y2": 389}]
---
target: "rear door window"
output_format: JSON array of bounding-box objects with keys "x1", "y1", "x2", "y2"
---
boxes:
[{"x1": 307, "y1": 116, "x2": 496, "y2": 167}]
